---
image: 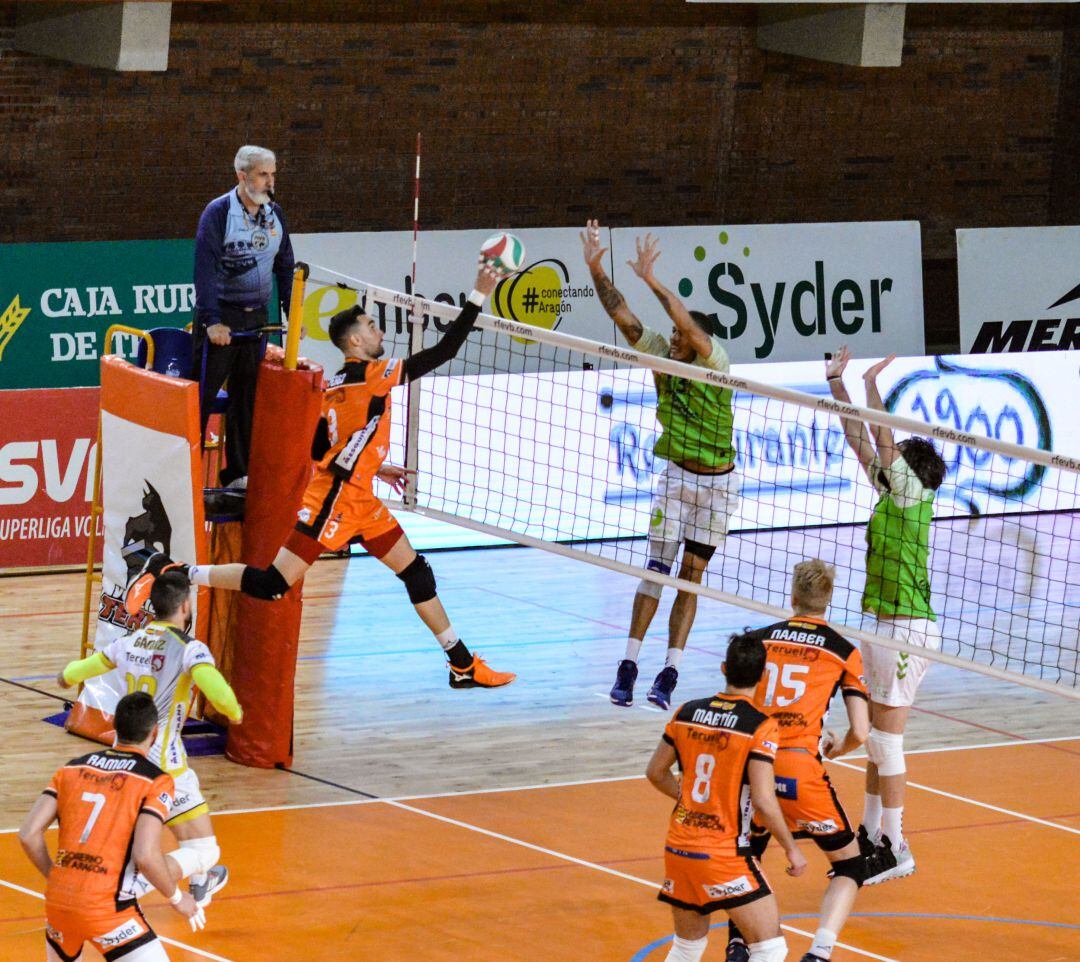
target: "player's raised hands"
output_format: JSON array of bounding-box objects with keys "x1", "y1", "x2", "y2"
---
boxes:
[
  {"x1": 473, "y1": 260, "x2": 502, "y2": 297},
  {"x1": 863, "y1": 354, "x2": 896, "y2": 382},
  {"x1": 376, "y1": 464, "x2": 415, "y2": 497},
  {"x1": 627, "y1": 232, "x2": 661, "y2": 281},
  {"x1": 580, "y1": 218, "x2": 608, "y2": 272},
  {"x1": 825, "y1": 346, "x2": 852, "y2": 381}
]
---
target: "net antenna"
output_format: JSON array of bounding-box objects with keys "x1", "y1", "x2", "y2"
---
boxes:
[{"x1": 404, "y1": 131, "x2": 423, "y2": 508}]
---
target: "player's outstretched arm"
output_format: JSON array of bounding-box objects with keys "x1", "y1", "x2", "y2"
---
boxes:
[
  {"x1": 18, "y1": 794, "x2": 58, "y2": 880},
  {"x1": 133, "y1": 813, "x2": 205, "y2": 930},
  {"x1": 822, "y1": 693, "x2": 870, "y2": 759},
  {"x1": 628, "y1": 233, "x2": 714, "y2": 361},
  {"x1": 645, "y1": 739, "x2": 681, "y2": 801},
  {"x1": 56, "y1": 651, "x2": 115, "y2": 689},
  {"x1": 581, "y1": 219, "x2": 645, "y2": 345},
  {"x1": 400, "y1": 261, "x2": 500, "y2": 382},
  {"x1": 826, "y1": 347, "x2": 877, "y2": 476},
  {"x1": 863, "y1": 355, "x2": 900, "y2": 469},
  {"x1": 191, "y1": 663, "x2": 243, "y2": 723},
  {"x1": 749, "y1": 759, "x2": 807, "y2": 877}
]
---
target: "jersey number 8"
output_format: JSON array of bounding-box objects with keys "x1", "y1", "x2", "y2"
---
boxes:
[{"x1": 691, "y1": 754, "x2": 715, "y2": 803}]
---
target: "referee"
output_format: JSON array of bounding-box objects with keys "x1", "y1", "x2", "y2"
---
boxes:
[{"x1": 192, "y1": 144, "x2": 295, "y2": 490}]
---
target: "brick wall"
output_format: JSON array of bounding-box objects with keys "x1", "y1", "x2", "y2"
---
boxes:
[
  {"x1": 1050, "y1": 7, "x2": 1080, "y2": 224},
  {"x1": 0, "y1": 2, "x2": 1075, "y2": 347}
]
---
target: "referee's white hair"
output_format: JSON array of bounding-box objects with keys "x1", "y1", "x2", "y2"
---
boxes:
[{"x1": 234, "y1": 144, "x2": 276, "y2": 173}]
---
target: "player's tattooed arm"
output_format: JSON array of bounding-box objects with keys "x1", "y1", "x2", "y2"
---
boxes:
[
  {"x1": 582, "y1": 219, "x2": 645, "y2": 345},
  {"x1": 629, "y1": 233, "x2": 712, "y2": 360}
]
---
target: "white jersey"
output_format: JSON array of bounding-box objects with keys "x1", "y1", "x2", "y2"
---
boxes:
[{"x1": 103, "y1": 621, "x2": 215, "y2": 777}]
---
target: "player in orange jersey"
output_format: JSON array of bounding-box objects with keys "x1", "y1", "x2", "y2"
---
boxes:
[
  {"x1": 125, "y1": 257, "x2": 514, "y2": 690},
  {"x1": 724, "y1": 560, "x2": 876, "y2": 962},
  {"x1": 19, "y1": 692, "x2": 203, "y2": 961},
  {"x1": 646, "y1": 633, "x2": 807, "y2": 962}
]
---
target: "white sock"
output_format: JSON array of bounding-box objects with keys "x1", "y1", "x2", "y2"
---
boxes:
[
  {"x1": 664, "y1": 935, "x2": 708, "y2": 962},
  {"x1": 863, "y1": 793, "x2": 882, "y2": 837},
  {"x1": 748, "y1": 936, "x2": 787, "y2": 961},
  {"x1": 435, "y1": 627, "x2": 460, "y2": 652},
  {"x1": 810, "y1": 927, "x2": 837, "y2": 959},
  {"x1": 188, "y1": 565, "x2": 212, "y2": 587},
  {"x1": 882, "y1": 806, "x2": 904, "y2": 848},
  {"x1": 624, "y1": 637, "x2": 644, "y2": 662},
  {"x1": 664, "y1": 647, "x2": 683, "y2": 670}
]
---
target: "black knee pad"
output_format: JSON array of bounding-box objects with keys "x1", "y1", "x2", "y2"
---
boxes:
[
  {"x1": 828, "y1": 853, "x2": 868, "y2": 888},
  {"x1": 397, "y1": 554, "x2": 437, "y2": 605},
  {"x1": 240, "y1": 564, "x2": 290, "y2": 601},
  {"x1": 683, "y1": 539, "x2": 716, "y2": 564}
]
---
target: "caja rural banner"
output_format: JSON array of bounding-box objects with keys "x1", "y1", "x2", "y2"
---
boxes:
[
  {"x1": 957, "y1": 226, "x2": 1080, "y2": 353},
  {"x1": 0, "y1": 240, "x2": 201, "y2": 389},
  {"x1": 67, "y1": 357, "x2": 206, "y2": 742},
  {"x1": 0, "y1": 387, "x2": 102, "y2": 568},
  {"x1": 610, "y1": 222, "x2": 925, "y2": 363}
]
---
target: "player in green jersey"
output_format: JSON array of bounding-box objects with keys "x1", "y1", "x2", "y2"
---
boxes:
[
  {"x1": 826, "y1": 346, "x2": 946, "y2": 886},
  {"x1": 582, "y1": 221, "x2": 740, "y2": 711}
]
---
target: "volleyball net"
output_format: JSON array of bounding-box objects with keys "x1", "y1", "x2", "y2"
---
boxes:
[{"x1": 309, "y1": 265, "x2": 1080, "y2": 699}]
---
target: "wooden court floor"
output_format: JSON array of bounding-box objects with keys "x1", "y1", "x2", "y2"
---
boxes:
[{"x1": 2, "y1": 543, "x2": 1079, "y2": 960}]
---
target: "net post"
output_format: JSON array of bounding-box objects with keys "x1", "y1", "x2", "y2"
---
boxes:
[
  {"x1": 403, "y1": 299, "x2": 424, "y2": 508},
  {"x1": 284, "y1": 262, "x2": 309, "y2": 371}
]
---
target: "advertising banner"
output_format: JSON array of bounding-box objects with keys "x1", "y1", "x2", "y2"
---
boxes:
[
  {"x1": 408, "y1": 351, "x2": 1079, "y2": 551},
  {"x1": 0, "y1": 239, "x2": 198, "y2": 389},
  {"x1": 0, "y1": 387, "x2": 102, "y2": 569},
  {"x1": 292, "y1": 228, "x2": 615, "y2": 376},
  {"x1": 610, "y1": 222, "x2": 924, "y2": 363},
  {"x1": 957, "y1": 226, "x2": 1080, "y2": 353}
]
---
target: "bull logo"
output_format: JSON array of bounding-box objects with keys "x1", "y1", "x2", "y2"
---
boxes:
[{"x1": 120, "y1": 482, "x2": 172, "y2": 582}]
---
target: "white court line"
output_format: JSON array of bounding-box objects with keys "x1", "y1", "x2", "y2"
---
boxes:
[
  {"x1": 384, "y1": 798, "x2": 899, "y2": 962},
  {"x1": 4, "y1": 733, "x2": 1079, "y2": 833},
  {"x1": 0, "y1": 877, "x2": 236, "y2": 962},
  {"x1": 845, "y1": 733, "x2": 1080, "y2": 759},
  {"x1": 828, "y1": 758, "x2": 1080, "y2": 836}
]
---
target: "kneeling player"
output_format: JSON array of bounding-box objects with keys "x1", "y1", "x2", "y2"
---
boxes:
[
  {"x1": 19, "y1": 692, "x2": 202, "y2": 961},
  {"x1": 124, "y1": 259, "x2": 514, "y2": 690},
  {"x1": 726, "y1": 560, "x2": 880, "y2": 962},
  {"x1": 646, "y1": 633, "x2": 806, "y2": 962},
  {"x1": 59, "y1": 571, "x2": 241, "y2": 907}
]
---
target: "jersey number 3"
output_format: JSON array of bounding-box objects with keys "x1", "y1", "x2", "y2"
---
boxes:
[{"x1": 763, "y1": 663, "x2": 809, "y2": 707}]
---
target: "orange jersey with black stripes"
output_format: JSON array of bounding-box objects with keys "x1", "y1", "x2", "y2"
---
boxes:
[
  {"x1": 747, "y1": 617, "x2": 869, "y2": 751},
  {"x1": 318, "y1": 357, "x2": 404, "y2": 487},
  {"x1": 663, "y1": 694, "x2": 779, "y2": 857},
  {"x1": 43, "y1": 747, "x2": 173, "y2": 915}
]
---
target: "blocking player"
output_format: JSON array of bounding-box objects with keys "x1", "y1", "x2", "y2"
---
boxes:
[
  {"x1": 124, "y1": 259, "x2": 515, "y2": 690},
  {"x1": 583, "y1": 221, "x2": 739, "y2": 710},
  {"x1": 646, "y1": 633, "x2": 807, "y2": 962},
  {"x1": 19, "y1": 692, "x2": 203, "y2": 961},
  {"x1": 58, "y1": 570, "x2": 241, "y2": 907},
  {"x1": 726, "y1": 560, "x2": 877, "y2": 962},
  {"x1": 826, "y1": 347, "x2": 947, "y2": 883}
]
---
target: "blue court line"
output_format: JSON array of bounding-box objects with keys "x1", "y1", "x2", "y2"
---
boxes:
[
  {"x1": 628, "y1": 913, "x2": 1080, "y2": 961},
  {"x1": 8, "y1": 674, "x2": 54, "y2": 683}
]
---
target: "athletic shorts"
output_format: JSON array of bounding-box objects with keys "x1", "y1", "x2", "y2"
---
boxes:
[
  {"x1": 649, "y1": 462, "x2": 740, "y2": 548},
  {"x1": 860, "y1": 617, "x2": 941, "y2": 707},
  {"x1": 774, "y1": 748, "x2": 854, "y2": 852},
  {"x1": 166, "y1": 767, "x2": 209, "y2": 826},
  {"x1": 46, "y1": 902, "x2": 165, "y2": 961},
  {"x1": 657, "y1": 846, "x2": 771, "y2": 914},
  {"x1": 289, "y1": 468, "x2": 403, "y2": 560}
]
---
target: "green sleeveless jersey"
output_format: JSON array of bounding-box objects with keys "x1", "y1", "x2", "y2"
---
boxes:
[
  {"x1": 634, "y1": 327, "x2": 735, "y2": 468},
  {"x1": 862, "y1": 456, "x2": 936, "y2": 620}
]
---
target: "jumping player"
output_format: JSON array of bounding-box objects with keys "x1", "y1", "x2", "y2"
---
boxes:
[
  {"x1": 59, "y1": 571, "x2": 241, "y2": 907},
  {"x1": 124, "y1": 259, "x2": 514, "y2": 690},
  {"x1": 826, "y1": 347, "x2": 947, "y2": 883},
  {"x1": 19, "y1": 692, "x2": 203, "y2": 961},
  {"x1": 583, "y1": 221, "x2": 739, "y2": 710},
  {"x1": 726, "y1": 560, "x2": 877, "y2": 962},
  {"x1": 646, "y1": 633, "x2": 806, "y2": 962}
]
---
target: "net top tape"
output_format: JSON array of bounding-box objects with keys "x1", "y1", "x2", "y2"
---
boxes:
[{"x1": 307, "y1": 265, "x2": 1080, "y2": 475}]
